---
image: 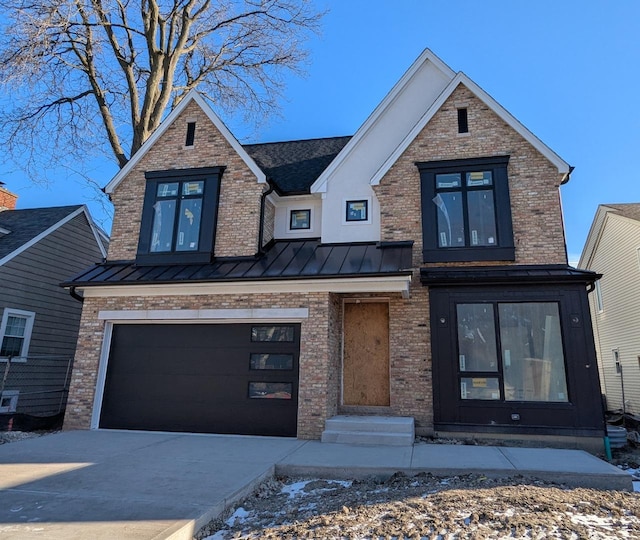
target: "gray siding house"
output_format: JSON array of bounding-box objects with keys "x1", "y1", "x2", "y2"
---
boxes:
[{"x1": 0, "y1": 185, "x2": 107, "y2": 420}]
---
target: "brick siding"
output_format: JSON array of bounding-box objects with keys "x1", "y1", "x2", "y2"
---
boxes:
[{"x1": 107, "y1": 101, "x2": 265, "y2": 261}]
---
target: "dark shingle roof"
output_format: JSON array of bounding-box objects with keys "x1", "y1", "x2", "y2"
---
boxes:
[
  {"x1": 63, "y1": 239, "x2": 413, "y2": 286},
  {"x1": 604, "y1": 203, "x2": 640, "y2": 223},
  {"x1": 244, "y1": 136, "x2": 351, "y2": 194},
  {"x1": 0, "y1": 206, "x2": 82, "y2": 261}
]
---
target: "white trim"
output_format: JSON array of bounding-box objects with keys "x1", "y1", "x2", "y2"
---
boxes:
[
  {"x1": 370, "y1": 73, "x2": 570, "y2": 186},
  {"x1": 81, "y1": 206, "x2": 108, "y2": 259},
  {"x1": 104, "y1": 90, "x2": 266, "y2": 194},
  {"x1": 90, "y1": 322, "x2": 113, "y2": 429},
  {"x1": 98, "y1": 308, "x2": 310, "y2": 321},
  {"x1": 0, "y1": 390, "x2": 19, "y2": 413},
  {"x1": 0, "y1": 308, "x2": 36, "y2": 362},
  {"x1": 78, "y1": 275, "x2": 412, "y2": 299},
  {"x1": 0, "y1": 207, "x2": 86, "y2": 267},
  {"x1": 311, "y1": 49, "x2": 456, "y2": 194}
]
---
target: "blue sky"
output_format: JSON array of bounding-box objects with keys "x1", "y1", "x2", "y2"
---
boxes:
[{"x1": 3, "y1": 0, "x2": 639, "y2": 264}]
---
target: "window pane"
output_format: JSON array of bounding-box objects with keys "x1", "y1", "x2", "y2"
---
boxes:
[
  {"x1": 249, "y1": 382, "x2": 292, "y2": 399},
  {"x1": 433, "y1": 192, "x2": 464, "y2": 247},
  {"x1": 251, "y1": 326, "x2": 294, "y2": 342},
  {"x1": 5, "y1": 316, "x2": 26, "y2": 337},
  {"x1": 457, "y1": 304, "x2": 498, "y2": 372},
  {"x1": 460, "y1": 377, "x2": 500, "y2": 400},
  {"x1": 466, "y1": 171, "x2": 493, "y2": 187},
  {"x1": 250, "y1": 353, "x2": 294, "y2": 370},
  {"x1": 290, "y1": 209, "x2": 311, "y2": 230},
  {"x1": 436, "y1": 173, "x2": 461, "y2": 188},
  {"x1": 467, "y1": 190, "x2": 497, "y2": 246},
  {"x1": 346, "y1": 200, "x2": 368, "y2": 221},
  {"x1": 175, "y1": 199, "x2": 202, "y2": 251},
  {"x1": 150, "y1": 200, "x2": 176, "y2": 252},
  {"x1": 499, "y1": 303, "x2": 568, "y2": 402},
  {"x1": 157, "y1": 182, "x2": 179, "y2": 197},
  {"x1": 1, "y1": 336, "x2": 23, "y2": 356},
  {"x1": 182, "y1": 181, "x2": 204, "y2": 196}
]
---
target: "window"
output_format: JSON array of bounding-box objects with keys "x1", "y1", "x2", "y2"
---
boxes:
[
  {"x1": 249, "y1": 382, "x2": 292, "y2": 399},
  {"x1": 0, "y1": 390, "x2": 19, "y2": 412},
  {"x1": 250, "y1": 353, "x2": 294, "y2": 370},
  {"x1": 456, "y1": 301, "x2": 568, "y2": 403},
  {"x1": 457, "y1": 108, "x2": 469, "y2": 134},
  {"x1": 289, "y1": 209, "x2": 311, "y2": 230},
  {"x1": 417, "y1": 156, "x2": 514, "y2": 262},
  {"x1": 251, "y1": 326, "x2": 294, "y2": 342},
  {"x1": 346, "y1": 200, "x2": 369, "y2": 222},
  {"x1": 613, "y1": 349, "x2": 621, "y2": 375},
  {"x1": 0, "y1": 309, "x2": 35, "y2": 361},
  {"x1": 185, "y1": 122, "x2": 196, "y2": 146},
  {"x1": 137, "y1": 167, "x2": 223, "y2": 264}
]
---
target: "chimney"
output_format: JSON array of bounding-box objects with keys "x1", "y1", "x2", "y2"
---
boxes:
[{"x1": 0, "y1": 182, "x2": 18, "y2": 211}]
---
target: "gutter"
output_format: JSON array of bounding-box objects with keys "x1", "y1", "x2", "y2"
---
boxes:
[{"x1": 69, "y1": 286, "x2": 84, "y2": 303}]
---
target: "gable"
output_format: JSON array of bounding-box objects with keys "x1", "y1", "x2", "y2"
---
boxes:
[{"x1": 104, "y1": 91, "x2": 265, "y2": 195}]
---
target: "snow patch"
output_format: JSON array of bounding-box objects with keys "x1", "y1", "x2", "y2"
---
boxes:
[{"x1": 224, "y1": 507, "x2": 250, "y2": 526}]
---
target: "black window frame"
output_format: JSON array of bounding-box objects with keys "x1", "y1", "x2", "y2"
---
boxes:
[
  {"x1": 136, "y1": 166, "x2": 224, "y2": 265},
  {"x1": 345, "y1": 199, "x2": 369, "y2": 222},
  {"x1": 417, "y1": 156, "x2": 514, "y2": 263},
  {"x1": 289, "y1": 209, "x2": 311, "y2": 230}
]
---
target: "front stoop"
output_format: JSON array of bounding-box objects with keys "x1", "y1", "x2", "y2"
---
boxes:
[{"x1": 321, "y1": 415, "x2": 415, "y2": 446}]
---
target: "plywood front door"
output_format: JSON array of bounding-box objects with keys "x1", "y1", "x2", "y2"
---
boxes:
[{"x1": 343, "y1": 302, "x2": 390, "y2": 406}]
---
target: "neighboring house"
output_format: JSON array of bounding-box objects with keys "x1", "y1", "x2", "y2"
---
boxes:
[
  {"x1": 0, "y1": 185, "x2": 108, "y2": 417},
  {"x1": 579, "y1": 204, "x2": 640, "y2": 417},
  {"x1": 63, "y1": 49, "x2": 604, "y2": 450}
]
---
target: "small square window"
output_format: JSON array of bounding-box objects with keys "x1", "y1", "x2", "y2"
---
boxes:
[
  {"x1": 290, "y1": 209, "x2": 311, "y2": 230},
  {"x1": 346, "y1": 200, "x2": 368, "y2": 222}
]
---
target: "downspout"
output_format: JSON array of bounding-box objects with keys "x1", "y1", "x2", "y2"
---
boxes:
[
  {"x1": 257, "y1": 183, "x2": 275, "y2": 256},
  {"x1": 69, "y1": 286, "x2": 84, "y2": 303}
]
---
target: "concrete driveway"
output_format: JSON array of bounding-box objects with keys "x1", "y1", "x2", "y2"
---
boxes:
[
  {"x1": 0, "y1": 430, "x2": 305, "y2": 540},
  {"x1": 0, "y1": 430, "x2": 630, "y2": 539}
]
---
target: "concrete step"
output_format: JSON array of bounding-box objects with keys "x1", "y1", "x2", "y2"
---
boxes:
[
  {"x1": 321, "y1": 429, "x2": 414, "y2": 446},
  {"x1": 321, "y1": 415, "x2": 415, "y2": 446}
]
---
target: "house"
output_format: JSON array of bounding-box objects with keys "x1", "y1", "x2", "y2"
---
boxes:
[
  {"x1": 579, "y1": 203, "x2": 640, "y2": 418},
  {"x1": 0, "y1": 184, "x2": 108, "y2": 421},
  {"x1": 62, "y1": 49, "x2": 604, "y2": 450}
]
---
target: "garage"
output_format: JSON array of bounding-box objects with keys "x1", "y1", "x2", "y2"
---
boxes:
[{"x1": 99, "y1": 323, "x2": 300, "y2": 436}]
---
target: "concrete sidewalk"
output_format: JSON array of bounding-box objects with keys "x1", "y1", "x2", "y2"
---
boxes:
[{"x1": 0, "y1": 431, "x2": 631, "y2": 540}]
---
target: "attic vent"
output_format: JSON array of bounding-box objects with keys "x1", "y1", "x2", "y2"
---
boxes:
[
  {"x1": 185, "y1": 122, "x2": 196, "y2": 146},
  {"x1": 457, "y1": 108, "x2": 468, "y2": 134}
]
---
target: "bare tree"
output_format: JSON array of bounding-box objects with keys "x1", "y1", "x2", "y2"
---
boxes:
[{"x1": 0, "y1": 0, "x2": 323, "y2": 182}]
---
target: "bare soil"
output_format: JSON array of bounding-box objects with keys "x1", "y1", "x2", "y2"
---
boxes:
[{"x1": 197, "y1": 445, "x2": 640, "y2": 540}]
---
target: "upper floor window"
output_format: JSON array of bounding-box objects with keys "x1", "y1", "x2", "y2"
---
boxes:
[
  {"x1": 136, "y1": 167, "x2": 224, "y2": 265},
  {"x1": 417, "y1": 156, "x2": 514, "y2": 263},
  {"x1": 0, "y1": 308, "x2": 35, "y2": 362},
  {"x1": 346, "y1": 199, "x2": 369, "y2": 222}
]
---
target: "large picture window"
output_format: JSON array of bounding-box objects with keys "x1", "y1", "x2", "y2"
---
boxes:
[
  {"x1": 417, "y1": 156, "x2": 514, "y2": 262},
  {"x1": 456, "y1": 301, "x2": 568, "y2": 403},
  {"x1": 137, "y1": 167, "x2": 223, "y2": 264}
]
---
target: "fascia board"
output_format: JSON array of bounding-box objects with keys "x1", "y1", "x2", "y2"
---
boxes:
[
  {"x1": 0, "y1": 207, "x2": 85, "y2": 267},
  {"x1": 104, "y1": 91, "x2": 265, "y2": 194},
  {"x1": 578, "y1": 205, "x2": 613, "y2": 269},
  {"x1": 310, "y1": 49, "x2": 456, "y2": 194},
  {"x1": 77, "y1": 274, "x2": 412, "y2": 298},
  {"x1": 371, "y1": 73, "x2": 571, "y2": 186},
  {"x1": 81, "y1": 205, "x2": 108, "y2": 259}
]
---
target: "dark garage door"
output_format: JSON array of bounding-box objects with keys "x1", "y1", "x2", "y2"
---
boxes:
[{"x1": 99, "y1": 323, "x2": 300, "y2": 436}]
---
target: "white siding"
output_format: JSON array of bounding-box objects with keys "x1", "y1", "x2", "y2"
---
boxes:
[{"x1": 587, "y1": 214, "x2": 640, "y2": 414}]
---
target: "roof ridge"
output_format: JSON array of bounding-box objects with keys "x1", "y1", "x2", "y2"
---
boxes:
[{"x1": 243, "y1": 135, "x2": 352, "y2": 147}]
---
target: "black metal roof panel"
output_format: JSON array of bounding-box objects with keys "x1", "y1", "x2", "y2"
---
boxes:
[
  {"x1": 0, "y1": 205, "x2": 83, "y2": 261},
  {"x1": 420, "y1": 264, "x2": 601, "y2": 286},
  {"x1": 64, "y1": 240, "x2": 413, "y2": 287},
  {"x1": 243, "y1": 136, "x2": 352, "y2": 194}
]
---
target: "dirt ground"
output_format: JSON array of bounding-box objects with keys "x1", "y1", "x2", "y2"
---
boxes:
[{"x1": 196, "y1": 445, "x2": 640, "y2": 540}]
